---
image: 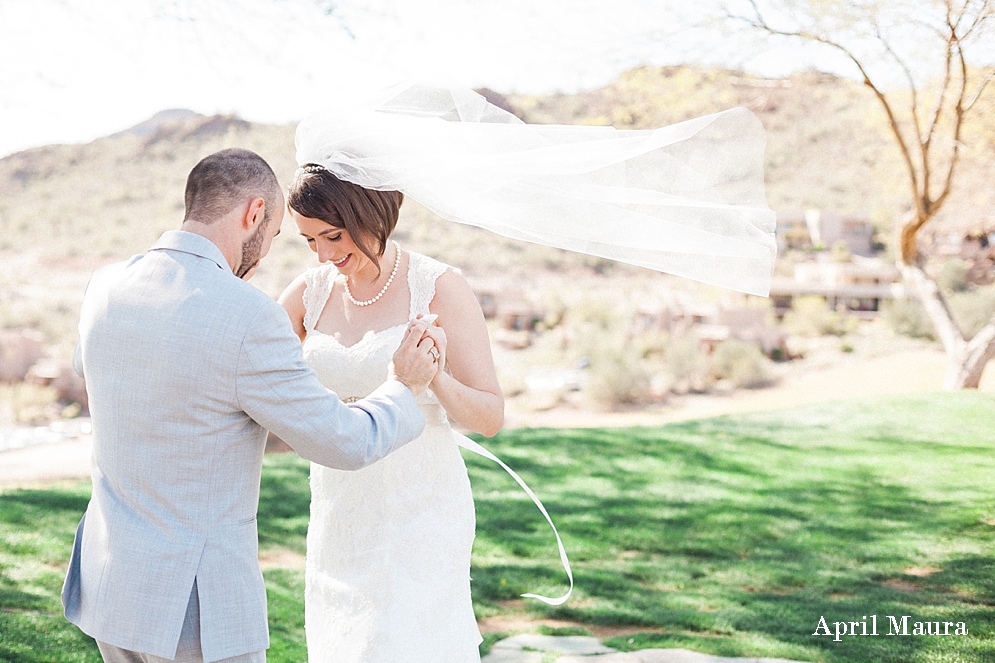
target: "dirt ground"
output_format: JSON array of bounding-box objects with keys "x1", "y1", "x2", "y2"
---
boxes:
[
  {"x1": 1, "y1": 346, "x2": 992, "y2": 488},
  {"x1": 504, "y1": 346, "x2": 994, "y2": 429}
]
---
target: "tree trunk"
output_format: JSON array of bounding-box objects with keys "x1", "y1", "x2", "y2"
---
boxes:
[
  {"x1": 898, "y1": 216, "x2": 923, "y2": 266},
  {"x1": 897, "y1": 261, "x2": 962, "y2": 351},
  {"x1": 897, "y1": 261, "x2": 995, "y2": 390},
  {"x1": 944, "y1": 322, "x2": 995, "y2": 389}
]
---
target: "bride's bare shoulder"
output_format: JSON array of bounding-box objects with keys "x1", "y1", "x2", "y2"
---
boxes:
[
  {"x1": 430, "y1": 266, "x2": 482, "y2": 321},
  {"x1": 277, "y1": 273, "x2": 310, "y2": 339},
  {"x1": 278, "y1": 272, "x2": 308, "y2": 309},
  {"x1": 407, "y1": 249, "x2": 457, "y2": 272},
  {"x1": 406, "y1": 250, "x2": 463, "y2": 293}
]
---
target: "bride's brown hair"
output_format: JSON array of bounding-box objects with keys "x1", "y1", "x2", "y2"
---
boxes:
[{"x1": 288, "y1": 164, "x2": 404, "y2": 277}]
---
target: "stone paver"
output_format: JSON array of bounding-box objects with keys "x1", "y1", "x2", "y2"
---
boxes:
[
  {"x1": 645, "y1": 653, "x2": 761, "y2": 663},
  {"x1": 631, "y1": 651, "x2": 807, "y2": 663},
  {"x1": 627, "y1": 650, "x2": 722, "y2": 663},
  {"x1": 558, "y1": 653, "x2": 642, "y2": 663},
  {"x1": 481, "y1": 649, "x2": 546, "y2": 663},
  {"x1": 492, "y1": 634, "x2": 617, "y2": 656},
  {"x1": 482, "y1": 637, "x2": 811, "y2": 663}
]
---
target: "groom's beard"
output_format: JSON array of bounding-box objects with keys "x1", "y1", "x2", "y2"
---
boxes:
[{"x1": 236, "y1": 220, "x2": 268, "y2": 279}]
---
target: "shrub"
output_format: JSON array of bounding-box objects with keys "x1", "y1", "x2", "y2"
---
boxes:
[
  {"x1": 712, "y1": 339, "x2": 773, "y2": 389},
  {"x1": 782, "y1": 295, "x2": 856, "y2": 337},
  {"x1": 882, "y1": 297, "x2": 936, "y2": 340},
  {"x1": 563, "y1": 297, "x2": 617, "y2": 336},
  {"x1": 937, "y1": 258, "x2": 970, "y2": 293},
  {"x1": 585, "y1": 345, "x2": 651, "y2": 406},
  {"x1": 663, "y1": 333, "x2": 709, "y2": 392},
  {"x1": 830, "y1": 240, "x2": 851, "y2": 263},
  {"x1": 947, "y1": 286, "x2": 995, "y2": 338}
]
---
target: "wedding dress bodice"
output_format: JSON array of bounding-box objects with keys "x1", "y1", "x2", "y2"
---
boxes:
[{"x1": 301, "y1": 251, "x2": 449, "y2": 426}]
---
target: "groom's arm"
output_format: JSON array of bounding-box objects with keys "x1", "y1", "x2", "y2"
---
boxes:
[{"x1": 235, "y1": 301, "x2": 425, "y2": 470}]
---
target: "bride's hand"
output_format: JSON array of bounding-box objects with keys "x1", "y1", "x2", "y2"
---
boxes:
[
  {"x1": 390, "y1": 319, "x2": 438, "y2": 396},
  {"x1": 419, "y1": 324, "x2": 447, "y2": 380}
]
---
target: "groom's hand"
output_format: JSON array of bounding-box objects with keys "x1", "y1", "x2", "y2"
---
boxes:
[{"x1": 389, "y1": 319, "x2": 439, "y2": 397}]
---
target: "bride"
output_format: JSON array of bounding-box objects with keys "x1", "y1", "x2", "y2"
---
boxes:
[
  {"x1": 281, "y1": 80, "x2": 776, "y2": 663},
  {"x1": 279, "y1": 164, "x2": 501, "y2": 661}
]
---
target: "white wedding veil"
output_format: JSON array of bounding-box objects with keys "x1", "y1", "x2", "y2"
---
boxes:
[{"x1": 295, "y1": 80, "x2": 777, "y2": 296}]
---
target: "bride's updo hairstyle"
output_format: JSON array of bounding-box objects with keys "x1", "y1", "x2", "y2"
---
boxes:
[{"x1": 288, "y1": 163, "x2": 404, "y2": 277}]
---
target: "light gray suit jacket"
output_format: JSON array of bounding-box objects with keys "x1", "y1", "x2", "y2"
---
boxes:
[{"x1": 61, "y1": 230, "x2": 425, "y2": 662}]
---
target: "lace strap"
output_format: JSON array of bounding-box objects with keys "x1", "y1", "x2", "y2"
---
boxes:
[
  {"x1": 302, "y1": 265, "x2": 336, "y2": 333},
  {"x1": 457, "y1": 436, "x2": 573, "y2": 606},
  {"x1": 406, "y1": 251, "x2": 456, "y2": 319}
]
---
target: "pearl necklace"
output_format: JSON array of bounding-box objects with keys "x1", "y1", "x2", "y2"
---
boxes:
[{"x1": 343, "y1": 241, "x2": 401, "y2": 307}]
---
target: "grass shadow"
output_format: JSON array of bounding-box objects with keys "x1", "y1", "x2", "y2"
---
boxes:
[{"x1": 466, "y1": 393, "x2": 995, "y2": 663}]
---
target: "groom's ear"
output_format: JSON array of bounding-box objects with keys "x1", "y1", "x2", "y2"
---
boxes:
[{"x1": 243, "y1": 197, "x2": 266, "y2": 230}]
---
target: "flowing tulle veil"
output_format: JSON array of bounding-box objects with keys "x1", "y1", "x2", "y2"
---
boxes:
[{"x1": 295, "y1": 79, "x2": 777, "y2": 296}]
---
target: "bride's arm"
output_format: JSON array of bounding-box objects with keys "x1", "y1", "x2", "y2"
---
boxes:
[
  {"x1": 429, "y1": 269, "x2": 504, "y2": 437},
  {"x1": 278, "y1": 275, "x2": 308, "y2": 343}
]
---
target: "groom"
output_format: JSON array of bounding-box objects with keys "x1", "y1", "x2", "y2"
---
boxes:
[{"x1": 62, "y1": 148, "x2": 438, "y2": 663}]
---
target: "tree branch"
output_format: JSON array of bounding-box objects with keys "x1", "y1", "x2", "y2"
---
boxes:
[
  {"x1": 964, "y1": 68, "x2": 995, "y2": 111},
  {"x1": 933, "y1": 19, "x2": 970, "y2": 212},
  {"x1": 874, "y1": 20, "x2": 925, "y2": 153},
  {"x1": 960, "y1": 0, "x2": 992, "y2": 38},
  {"x1": 953, "y1": 0, "x2": 970, "y2": 31},
  {"x1": 738, "y1": 1, "x2": 925, "y2": 220},
  {"x1": 922, "y1": 29, "x2": 953, "y2": 173}
]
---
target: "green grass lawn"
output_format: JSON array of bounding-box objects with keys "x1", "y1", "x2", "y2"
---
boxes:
[{"x1": 1, "y1": 392, "x2": 993, "y2": 662}]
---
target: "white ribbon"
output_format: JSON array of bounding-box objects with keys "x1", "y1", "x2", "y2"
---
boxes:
[{"x1": 458, "y1": 436, "x2": 573, "y2": 606}]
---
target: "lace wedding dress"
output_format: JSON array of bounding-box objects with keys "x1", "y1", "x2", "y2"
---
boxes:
[{"x1": 301, "y1": 251, "x2": 483, "y2": 662}]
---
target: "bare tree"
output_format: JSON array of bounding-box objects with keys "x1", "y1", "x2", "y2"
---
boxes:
[{"x1": 726, "y1": 0, "x2": 995, "y2": 389}]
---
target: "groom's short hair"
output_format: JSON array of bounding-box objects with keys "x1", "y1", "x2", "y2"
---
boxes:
[{"x1": 184, "y1": 149, "x2": 281, "y2": 225}]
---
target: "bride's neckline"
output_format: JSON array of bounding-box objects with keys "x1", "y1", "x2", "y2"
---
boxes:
[
  {"x1": 306, "y1": 321, "x2": 407, "y2": 350},
  {"x1": 307, "y1": 251, "x2": 412, "y2": 348}
]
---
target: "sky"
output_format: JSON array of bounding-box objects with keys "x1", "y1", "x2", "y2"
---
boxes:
[{"x1": 0, "y1": 0, "x2": 851, "y2": 158}]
